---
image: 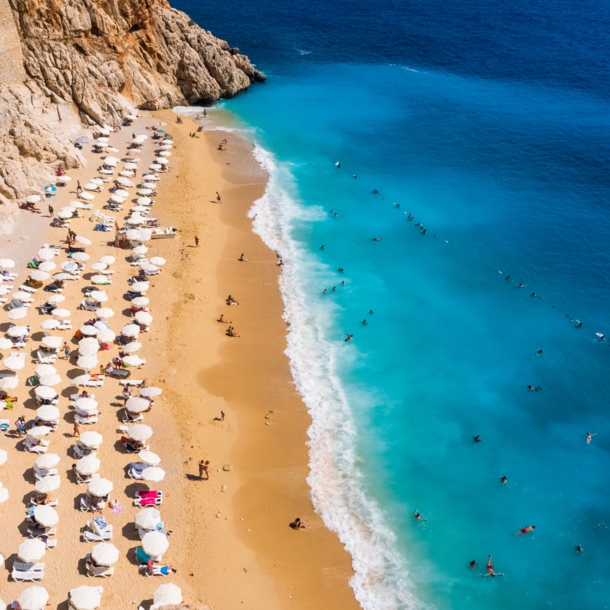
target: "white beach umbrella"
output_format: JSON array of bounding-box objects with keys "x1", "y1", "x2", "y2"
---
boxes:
[
  {"x1": 99, "y1": 256, "x2": 116, "y2": 265},
  {"x1": 131, "y1": 297, "x2": 149, "y2": 307},
  {"x1": 132, "y1": 246, "x2": 148, "y2": 255},
  {"x1": 142, "y1": 182, "x2": 156, "y2": 189},
  {"x1": 109, "y1": 194, "x2": 125, "y2": 204},
  {"x1": 88, "y1": 477, "x2": 113, "y2": 496},
  {"x1": 96, "y1": 328, "x2": 115, "y2": 343},
  {"x1": 89, "y1": 289, "x2": 109, "y2": 301},
  {"x1": 61, "y1": 206, "x2": 76, "y2": 213},
  {"x1": 71, "y1": 201, "x2": 89, "y2": 209},
  {"x1": 91, "y1": 542, "x2": 119, "y2": 566},
  {"x1": 142, "y1": 174, "x2": 159, "y2": 181},
  {"x1": 26, "y1": 195, "x2": 41, "y2": 203},
  {"x1": 6, "y1": 326, "x2": 29, "y2": 337},
  {"x1": 79, "y1": 192, "x2": 95, "y2": 201},
  {"x1": 7, "y1": 309, "x2": 27, "y2": 321},
  {"x1": 79, "y1": 431, "x2": 103, "y2": 449},
  {"x1": 122, "y1": 342, "x2": 142, "y2": 354},
  {"x1": 27, "y1": 426, "x2": 52, "y2": 438},
  {"x1": 36, "y1": 405, "x2": 60, "y2": 421},
  {"x1": 124, "y1": 163, "x2": 138, "y2": 170},
  {"x1": 0, "y1": 258, "x2": 15, "y2": 268},
  {"x1": 39, "y1": 321, "x2": 59, "y2": 333},
  {"x1": 89, "y1": 262, "x2": 107, "y2": 272},
  {"x1": 69, "y1": 586, "x2": 101, "y2": 610},
  {"x1": 91, "y1": 178, "x2": 104, "y2": 185},
  {"x1": 77, "y1": 355, "x2": 98, "y2": 369},
  {"x1": 115, "y1": 189, "x2": 129, "y2": 198},
  {"x1": 41, "y1": 336, "x2": 62, "y2": 348},
  {"x1": 116, "y1": 177, "x2": 132, "y2": 186},
  {"x1": 79, "y1": 337, "x2": 99, "y2": 354},
  {"x1": 30, "y1": 270, "x2": 49, "y2": 281},
  {"x1": 13, "y1": 291, "x2": 33, "y2": 301},
  {"x1": 131, "y1": 206, "x2": 148, "y2": 213},
  {"x1": 139, "y1": 387, "x2": 162, "y2": 398},
  {"x1": 119, "y1": 171, "x2": 135, "y2": 178},
  {"x1": 61, "y1": 262, "x2": 78, "y2": 273},
  {"x1": 0, "y1": 376, "x2": 18, "y2": 390},
  {"x1": 18, "y1": 587, "x2": 49, "y2": 610},
  {"x1": 138, "y1": 450, "x2": 161, "y2": 466},
  {"x1": 71, "y1": 252, "x2": 90, "y2": 261},
  {"x1": 35, "y1": 453, "x2": 60, "y2": 469},
  {"x1": 0, "y1": 487, "x2": 8, "y2": 503},
  {"x1": 38, "y1": 261, "x2": 56, "y2": 272},
  {"x1": 162, "y1": 139, "x2": 173, "y2": 145},
  {"x1": 126, "y1": 114, "x2": 137, "y2": 120},
  {"x1": 34, "y1": 386, "x2": 56, "y2": 399},
  {"x1": 52, "y1": 309, "x2": 71, "y2": 319},
  {"x1": 149, "y1": 257, "x2": 166, "y2": 266},
  {"x1": 75, "y1": 397, "x2": 98, "y2": 413},
  {"x1": 57, "y1": 210, "x2": 73, "y2": 219},
  {"x1": 135, "y1": 311, "x2": 153, "y2": 325},
  {"x1": 154, "y1": 584, "x2": 182, "y2": 606},
  {"x1": 39, "y1": 374, "x2": 61, "y2": 387},
  {"x1": 0, "y1": 448, "x2": 7, "y2": 465},
  {"x1": 0, "y1": 338, "x2": 12, "y2": 349},
  {"x1": 79, "y1": 326, "x2": 99, "y2": 337},
  {"x1": 4, "y1": 354, "x2": 25, "y2": 370},
  {"x1": 18, "y1": 539, "x2": 46, "y2": 562},
  {"x1": 96, "y1": 137, "x2": 109, "y2": 143},
  {"x1": 37, "y1": 249, "x2": 55, "y2": 261},
  {"x1": 33, "y1": 505, "x2": 59, "y2": 527},
  {"x1": 131, "y1": 281, "x2": 149, "y2": 292},
  {"x1": 121, "y1": 325, "x2": 140, "y2": 338},
  {"x1": 90, "y1": 275, "x2": 109, "y2": 285},
  {"x1": 157, "y1": 158, "x2": 169, "y2": 165},
  {"x1": 125, "y1": 397, "x2": 150, "y2": 413},
  {"x1": 135, "y1": 507, "x2": 161, "y2": 529},
  {"x1": 35, "y1": 475, "x2": 60, "y2": 493},
  {"x1": 137, "y1": 189, "x2": 152, "y2": 196},
  {"x1": 76, "y1": 455, "x2": 100, "y2": 476},
  {"x1": 158, "y1": 151, "x2": 171, "y2": 157},
  {"x1": 46, "y1": 294, "x2": 65, "y2": 304},
  {"x1": 127, "y1": 215, "x2": 145, "y2": 226},
  {"x1": 123, "y1": 355, "x2": 144, "y2": 366},
  {"x1": 84, "y1": 183, "x2": 98, "y2": 191},
  {"x1": 104, "y1": 156, "x2": 119, "y2": 165},
  {"x1": 57, "y1": 175, "x2": 72, "y2": 182},
  {"x1": 95, "y1": 308, "x2": 114, "y2": 319},
  {"x1": 105, "y1": 146, "x2": 119, "y2": 153},
  {"x1": 142, "y1": 466, "x2": 165, "y2": 482},
  {"x1": 142, "y1": 531, "x2": 169, "y2": 556},
  {"x1": 136, "y1": 197, "x2": 152, "y2": 205},
  {"x1": 128, "y1": 424, "x2": 153, "y2": 441},
  {"x1": 35, "y1": 364, "x2": 57, "y2": 377},
  {"x1": 53, "y1": 273, "x2": 75, "y2": 282},
  {"x1": 76, "y1": 236, "x2": 92, "y2": 245}
]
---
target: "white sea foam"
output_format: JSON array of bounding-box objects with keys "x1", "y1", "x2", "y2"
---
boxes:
[{"x1": 249, "y1": 144, "x2": 427, "y2": 610}]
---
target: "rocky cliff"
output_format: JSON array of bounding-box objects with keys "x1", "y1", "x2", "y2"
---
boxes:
[{"x1": 0, "y1": 0, "x2": 264, "y2": 205}]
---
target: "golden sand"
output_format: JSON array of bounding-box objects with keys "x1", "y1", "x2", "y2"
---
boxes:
[{"x1": 0, "y1": 109, "x2": 359, "y2": 610}]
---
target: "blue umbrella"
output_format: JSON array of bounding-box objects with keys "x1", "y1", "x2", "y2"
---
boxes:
[
  {"x1": 44, "y1": 185, "x2": 57, "y2": 192},
  {"x1": 76, "y1": 136, "x2": 89, "y2": 143}
]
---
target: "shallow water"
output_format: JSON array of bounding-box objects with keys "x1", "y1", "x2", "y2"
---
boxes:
[{"x1": 174, "y1": 0, "x2": 610, "y2": 607}]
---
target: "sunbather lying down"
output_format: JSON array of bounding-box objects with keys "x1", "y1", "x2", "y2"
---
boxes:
[{"x1": 139, "y1": 561, "x2": 177, "y2": 576}]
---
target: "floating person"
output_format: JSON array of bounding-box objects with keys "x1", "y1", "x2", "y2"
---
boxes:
[
  {"x1": 576, "y1": 321, "x2": 583, "y2": 328},
  {"x1": 596, "y1": 333, "x2": 605, "y2": 341},
  {"x1": 527, "y1": 385, "x2": 540, "y2": 392},
  {"x1": 469, "y1": 560, "x2": 477, "y2": 569},
  {"x1": 518, "y1": 283, "x2": 525, "y2": 288},
  {"x1": 369, "y1": 309, "x2": 374, "y2": 314},
  {"x1": 514, "y1": 525, "x2": 535, "y2": 536},
  {"x1": 335, "y1": 162, "x2": 341, "y2": 168},
  {"x1": 353, "y1": 175, "x2": 358, "y2": 179},
  {"x1": 372, "y1": 237, "x2": 382, "y2": 241},
  {"x1": 481, "y1": 555, "x2": 503, "y2": 577},
  {"x1": 323, "y1": 289, "x2": 327, "y2": 294},
  {"x1": 536, "y1": 349, "x2": 544, "y2": 355},
  {"x1": 505, "y1": 275, "x2": 511, "y2": 281},
  {"x1": 586, "y1": 432, "x2": 597, "y2": 444},
  {"x1": 529, "y1": 293, "x2": 537, "y2": 298},
  {"x1": 373, "y1": 189, "x2": 379, "y2": 194},
  {"x1": 362, "y1": 320, "x2": 367, "y2": 325},
  {"x1": 320, "y1": 245, "x2": 325, "y2": 250},
  {"x1": 500, "y1": 476, "x2": 508, "y2": 485},
  {"x1": 338, "y1": 268, "x2": 344, "y2": 273},
  {"x1": 332, "y1": 286, "x2": 336, "y2": 291},
  {"x1": 334, "y1": 213, "x2": 338, "y2": 218},
  {"x1": 576, "y1": 545, "x2": 583, "y2": 553},
  {"x1": 413, "y1": 509, "x2": 427, "y2": 522},
  {"x1": 345, "y1": 334, "x2": 353, "y2": 342},
  {"x1": 473, "y1": 435, "x2": 482, "y2": 442}
]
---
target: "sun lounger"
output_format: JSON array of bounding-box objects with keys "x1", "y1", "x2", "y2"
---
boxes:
[
  {"x1": 80, "y1": 496, "x2": 106, "y2": 512},
  {"x1": 134, "y1": 496, "x2": 162, "y2": 507},
  {"x1": 120, "y1": 379, "x2": 144, "y2": 386},
  {"x1": 35, "y1": 351, "x2": 58, "y2": 364},
  {"x1": 14, "y1": 561, "x2": 44, "y2": 572},
  {"x1": 24, "y1": 439, "x2": 49, "y2": 453},
  {"x1": 73, "y1": 445, "x2": 96, "y2": 459},
  {"x1": 139, "y1": 565, "x2": 174, "y2": 577},
  {"x1": 0, "y1": 418, "x2": 10, "y2": 431},
  {"x1": 34, "y1": 466, "x2": 58, "y2": 478},
  {"x1": 12, "y1": 565, "x2": 45, "y2": 582},
  {"x1": 75, "y1": 414, "x2": 98, "y2": 425},
  {"x1": 81, "y1": 299, "x2": 99, "y2": 311},
  {"x1": 122, "y1": 412, "x2": 143, "y2": 423},
  {"x1": 135, "y1": 490, "x2": 162, "y2": 498},
  {"x1": 128, "y1": 463, "x2": 147, "y2": 479},
  {"x1": 87, "y1": 565, "x2": 114, "y2": 578},
  {"x1": 29, "y1": 498, "x2": 58, "y2": 507},
  {"x1": 27, "y1": 526, "x2": 57, "y2": 538}
]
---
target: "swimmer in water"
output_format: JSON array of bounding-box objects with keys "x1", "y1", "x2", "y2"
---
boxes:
[
  {"x1": 536, "y1": 349, "x2": 543, "y2": 355},
  {"x1": 481, "y1": 555, "x2": 503, "y2": 577},
  {"x1": 332, "y1": 286, "x2": 336, "y2": 292},
  {"x1": 320, "y1": 245, "x2": 325, "y2": 250},
  {"x1": 373, "y1": 237, "x2": 382, "y2": 241},
  {"x1": 514, "y1": 525, "x2": 536, "y2": 536},
  {"x1": 576, "y1": 545, "x2": 583, "y2": 553},
  {"x1": 369, "y1": 309, "x2": 374, "y2": 314},
  {"x1": 473, "y1": 435, "x2": 482, "y2": 442},
  {"x1": 500, "y1": 476, "x2": 507, "y2": 485},
  {"x1": 518, "y1": 283, "x2": 525, "y2": 288},
  {"x1": 323, "y1": 289, "x2": 327, "y2": 294},
  {"x1": 362, "y1": 320, "x2": 367, "y2": 325},
  {"x1": 413, "y1": 510, "x2": 427, "y2": 522},
  {"x1": 345, "y1": 334, "x2": 353, "y2": 342},
  {"x1": 527, "y1": 385, "x2": 540, "y2": 392},
  {"x1": 586, "y1": 432, "x2": 597, "y2": 444},
  {"x1": 529, "y1": 293, "x2": 537, "y2": 297},
  {"x1": 505, "y1": 275, "x2": 511, "y2": 281},
  {"x1": 470, "y1": 560, "x2": 477, "y2": 569},
  {"x1": 353, "y1": 175, "x2": 358, "y2": 179}
]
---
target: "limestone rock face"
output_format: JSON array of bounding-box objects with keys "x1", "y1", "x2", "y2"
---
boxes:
[{"x1": 0, "y1": 0, "x2": 264, "y2": 205}]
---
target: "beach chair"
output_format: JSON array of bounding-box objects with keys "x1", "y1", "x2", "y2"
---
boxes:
[
  {"x1": 81, "y1": 299, "x2": 99, "y2": 311},
  {"x1": 128, "y1": 463, "x2": 146, "y2": 479},
  {"x1": 122, "y1": 412, "x2": 143, "y2": 423},
  {"x1": 82, "y1": 377, "x2": 105, "y2": 387},
  {"x1": 80, "y1": 496, "x2": 106, "y2": 512},
  {"x1": 13, "y1": 561, "x2": 44, "y2": 572},
  {"x1": 75, "y1": 414, "x2": 98, "y2": 426},
  {"x1": 73, "y1": 445, "x2": 96, "y2": 459},
  {"x1": 27, "y1": 526, "x2": 57, "y2": 538},
  {"x1": 35, "y1": 351, "x2": 58, "y2": 364},
  {"x1": 133, "y1": 496, "x2": 162, "y2": 507},
  {"x1": 76, "y1": 471, "x2": 97, "y2": 485},
  {"x1": 83, "y1": 518, "x2": 113, "y2": 542},
  {"x1": 120, "y1": 379, "x2": 144, "y2": 387},
  {"x1": 24, "y1": 439, "x2": 49, "y2": 454},
  {"x1": 134, "y1": 490, "x2": 162, "y2": 499},
  {"x1": 34, "y1": 466, "x2": 58, "y2": 478},
  {"x1": 29, "y1": 498, "x2": 58, "y2": 507},
  {"x1": 87, "y1": 565, "x2": 114, "y2": 578},
  {"x1": 12, "y1": 563, "x2": 45, "y2": 582}
]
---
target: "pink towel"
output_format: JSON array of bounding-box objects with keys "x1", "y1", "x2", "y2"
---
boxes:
[{"x1": 110, "y1": 500, "x2": 122, "y2": 514}]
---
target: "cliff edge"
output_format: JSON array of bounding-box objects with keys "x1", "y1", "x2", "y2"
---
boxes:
[{"x1": 0, "y1": 0, "x2": 264, "y2": 205}]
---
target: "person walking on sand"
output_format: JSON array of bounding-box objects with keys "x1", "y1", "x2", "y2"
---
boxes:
[
  {"x1": 63, "y1": 342, "x2": 70, "y2": 360},
  {"x1": 195, "y1": 236, "x2": 199, "y2": 247},
  {"x1": 216, "y1": 192, "x2": 222, "y2": 204},
  {"x1": 76, "y1": 180, "x2": 82, "y2": 193},
  {"x1": 198, "y1": 460, "x2": 210, "y2": 480},
  {"x1": 48, "y1": 205, "x2": 54, "y2": 218},
  {"x1": 220, "y1": 410, "x2": 225, "y2": 421},
  {"x1": 514, "y1": 525, "x2": 535, "y2": 536},
  {"x1": 73, "y1": 422, "x2": 81, "y2": 438},
  {"x1": 16, "y1": 416, "x2": 26, "y2": 437}
]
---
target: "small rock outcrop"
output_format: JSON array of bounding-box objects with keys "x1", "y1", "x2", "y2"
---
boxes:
[{"x1": 0, "y1": 0, "x2": 264, "y2": 206}]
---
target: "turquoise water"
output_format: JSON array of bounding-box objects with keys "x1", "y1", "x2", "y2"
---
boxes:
[{"x1": 174, "y1": 0, "x2": 610, "y2": 607}]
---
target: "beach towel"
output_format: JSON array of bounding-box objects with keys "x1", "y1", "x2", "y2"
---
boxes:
[
  {"x1": 110, "y1": 500, "x2": 122, "y2": 514},
  {"x1": 93, "y1": 516, "x2": 107, "y2": 530}
]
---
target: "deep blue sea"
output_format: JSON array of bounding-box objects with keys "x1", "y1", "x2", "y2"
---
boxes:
[{"x1": 173, "y1": 0, "x2": 610, "y2": 607}]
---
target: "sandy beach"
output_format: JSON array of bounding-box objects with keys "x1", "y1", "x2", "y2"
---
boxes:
[{"x1": 0, "y1": 109, "x2": 359, "y2": 610}]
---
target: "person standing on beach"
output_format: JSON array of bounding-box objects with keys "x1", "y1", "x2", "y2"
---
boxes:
[
  {"x1": 220, "y1": 410, "x2": 225, "y2": 421},
  {"x1": 198, "y1": 460, "x2": 210, "y2": 480},
  {"x1": 73, "y1": 422, "x2": 81, "y2": 438},
  {"x1": 63, "y1": 342, "x2": 70, "y2": 360},
  {"x1": 48, "y1": 205, "x2": 54, "y2": 218},
  {"x1": 216, "y1": 192, "x2": 222, "y2": 204},
  {"x1": 76, "y1": 180, "x2": 82, "y2": 193},
  {"x1": 16, "y1": 416, "x2": 26, "y2": 437},
  {"x1": 195, "y1": 236, "x2": 199, "y2": 247}
]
